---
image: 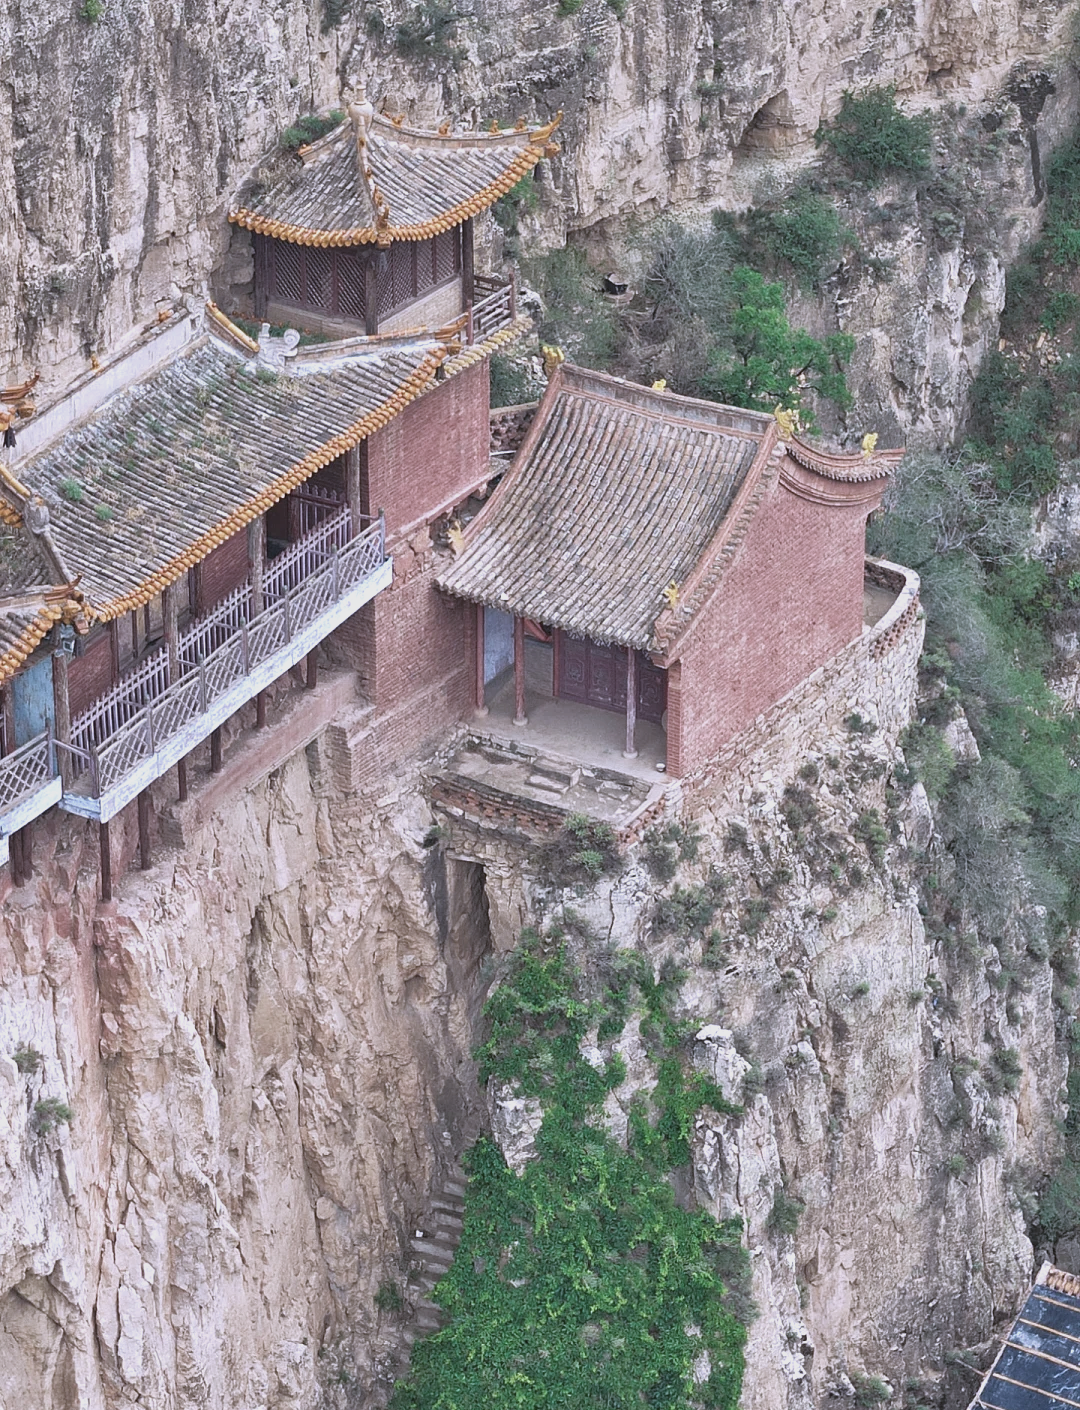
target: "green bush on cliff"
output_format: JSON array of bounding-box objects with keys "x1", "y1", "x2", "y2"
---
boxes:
[
  {"x1": 392, "y1": 935, "x2": 752, "y2": 1410},
  {"x1": 815, "y1": 86, "x2": 932, "y2": 183}
]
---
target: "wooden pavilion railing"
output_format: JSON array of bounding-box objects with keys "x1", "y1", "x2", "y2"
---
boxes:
[
  {"x1": 0, "y1": 730, "x2": 54, "y2": 818},
  {"x1": 469, "y1": 273, "x2": 517, "y2": 343},
  {"x1": 68, "y1": 508, "x2": 384, "y2": 797}
]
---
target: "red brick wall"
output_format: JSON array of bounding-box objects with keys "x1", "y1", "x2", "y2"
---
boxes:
[
  {"x1": 330, "y1": 544, "x2": 475, "y2": 776},
  {"x1": 669, "y1": 469, "x2": 869, "y2": 776},
  {"x1": 365, "y1": 361, "x2": 490, "y2": 536}
]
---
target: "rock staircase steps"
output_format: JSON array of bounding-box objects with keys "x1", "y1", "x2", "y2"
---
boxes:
[{"x1": 377, "y1": 1152, "x2": 470, "y2": 1393}]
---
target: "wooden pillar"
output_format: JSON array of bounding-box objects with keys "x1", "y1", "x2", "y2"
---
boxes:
[
  {"x1": 474, "y1": 603, "x2": 488, "y2": 716},
  {"x1": 130, "y1": 607, "x2": 139, "y2": 660},
  {"x1": 108, "y1": 619, "x2": 121, "y2": 683},
  {"x1": 247, "y1": 515, "x2": 266, "y2": 615},
  {"x1": 552, "y1": 628, "x2": 562, "y2": 701},
  {"x1": 210, "y1": 727, "x2": 222, "y2": 773},
  {"x1": 52, "y1": 645, "x2": 72, "y2": 787},
  {"x1": 177, "y1": 757, "x2": 188, "y2": 802},
  {"x1": 513, "y1": 615, "x2": 527, "y2": 727},
  {"x1": 305, "y1": 649, "x2": 318, "y2": 690},
  {"x1": 364, "y1": 252, "x2": 382, "y2": 337},
  {"x1": 623, "y1": 647, "x2": 638, "y2": 759},
  {"x1": 138, "y1": 790, "x2": 152, "y2": 870},
  {"x1": 345, "y1": 446, "x2": 363, "y2": 537},
  {"x1": 191, "y1": 560, "x2": 204, "y2": 618},
  {"x1": 462, "y1": 218, "x2": 475, "y2": 309},
  {"x1": 256, "y1": 691, "x2": 267, "y2": 729},
  {"x1": 162, "y1": 581, "x2": 179, "y2": 683},
  {"x1": 9, "y1": 826, "x2": 28, "y2": 887},
  {"x1": 99, "y1": 820, "x2": 112, "y2": 903}
]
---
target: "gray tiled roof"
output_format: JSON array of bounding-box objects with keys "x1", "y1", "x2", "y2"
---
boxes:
[
  {"x1": 231, "y1": 111, "x2": 561, "y2": 246},
  {"x1": 436, "y1": 366, "x2": 773, "y2": 651},
  {"x1": 16, "y1": 328, "x2": 444, "y2": 618}
]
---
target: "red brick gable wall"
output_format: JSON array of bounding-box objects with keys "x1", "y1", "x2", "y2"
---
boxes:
[
  {"x1": 329, "y1": 545, "x2": 475, "y2": 780},
  {"x1": 667, "y1": 462, "x2": 872, "y2": 776},
  {"x1": 366, "y1": 360, "x2": 490, "y2": 537}
]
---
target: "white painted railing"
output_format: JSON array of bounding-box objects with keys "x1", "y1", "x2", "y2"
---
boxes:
[
  {"x1": 264, "y1": 504, "x2": 352, "y2": 602},
  {"x1": 0, "y1": 732, "x2": 53, "y2": 815},
  {"x1": 80, "y1": 515, "x2": 384, "y2": 797}
]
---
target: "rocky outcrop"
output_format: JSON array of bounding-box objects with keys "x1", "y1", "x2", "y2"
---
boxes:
[
  {"x1": 0, "y1": 719, "x2": 492, "y2": 1409},
  {"x1": 2, "y1": 0, "x2": 1078, "y2": 442}
]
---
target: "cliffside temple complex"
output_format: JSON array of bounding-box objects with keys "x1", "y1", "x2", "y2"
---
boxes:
[{"x1": 0, "y1": 87, "x2": 919, "y2": 911}]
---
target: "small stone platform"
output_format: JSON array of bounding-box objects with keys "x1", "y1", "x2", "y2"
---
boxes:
[{"x1": 428, "y1": 733, "x2": 669, "y2": 843}]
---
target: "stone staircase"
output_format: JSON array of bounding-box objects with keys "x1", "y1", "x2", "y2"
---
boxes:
[{"x1": 400, "y1": 1159, "x2": 468, "y2": 1353}]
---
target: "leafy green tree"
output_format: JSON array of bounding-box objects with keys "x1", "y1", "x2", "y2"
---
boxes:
[
  {"x1": 816, "y1": 86, "x2": 932, "y2": 183},
  {"x1": 746, "y1": 188, "x2": 850, "y2": 291},
  {"x1": 697, "y1": 267, "x2": 853, "y2": 419}
]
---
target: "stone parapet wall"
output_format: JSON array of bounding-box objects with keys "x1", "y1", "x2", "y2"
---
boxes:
[{"x1": 682, "y1": 558, "x2": 923, "y2": 810}]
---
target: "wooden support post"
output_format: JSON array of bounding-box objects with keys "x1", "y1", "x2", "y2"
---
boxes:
[
  {"x1": 462, "y1": 218, "x2": 475, "y2": 310},
  {"x1": 108, "y1": 619, "x2": 121, "y2": 683},
  {"x1": 162, "y1": 581, "x2": 179, "y2": 683},
  {"x1": 52, "y1": 645, "x2": 72, "y2": 787},
  {"x1": 623, "y1": 647, "x2": 638, "y2": 759},
  {"x1": 248, "y1": 515, "x2": 266, "y2": 614},
  {"x1": 191, "y1": 560, "x2": 204, "y2": 617},
  {"x1": 138, "y1": 789, "x2": 152, "y2": 870},
  {"x1": 345, "y1": 446, "x2": 363, "y2": 538},
  {"x1": 513, "y1": 615, "x2": 527, "y2": 727},
  {"x1": 552, "y1": 628, "x2": 562, "y2": 701},
  {"x1": 364, "y1": 252, "x2": 382, "y2": 337},
  {"x1": 210, "y1": 727, "x2": 222, "y2": 774},
  {"x1": 99, "y1": 820, "x2": 112, "y2": 903},
  {"x1": 131, "y1": 607, "x2": 139, "y2": 660},
  {"x1": 9, "y1": 826, "x2": 26, "y2": 887},
  {"x1": 256, "y1": 690, "x2": 267, "y2": 729},
  {"x1": 177, "y1": 757, "x2": 188, "y2": 802},
  {"x1": 305, "y1": 649, "x2": 318, "y2": 690},
  {"x1": 475, "y1": 603, "x2": 488, "y2": 716}
]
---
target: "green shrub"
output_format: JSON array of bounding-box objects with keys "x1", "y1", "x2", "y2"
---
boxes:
[
  {"x1": 697, "y1": 266, "x2": 853, "y2": 422},
  {"x1": 746, "y1": 188, "x2": 850, "y2": 291},
  {"x1": 12, "y1": 1045, "x2": 42, "y2": 1075},
  {"x1": 280, "y1": 110, "x2": 346, "y2": 151},
  {"x1": 653, "y1": 875, "x2": 727, "y2": 939},
  {"x1": 94, "y1": 504, "x2": 114, "y2": 522},
  {"x1": 395, "y1": 1, "x2": 464, "y2": 65},
  {"x1": 900, "y1": 722, "x2": 956, "y2": 801},
  {"x1": 32, "y1": 1098, "x2": 73, "y2": 1134},
  {"x1": 851, "y1": 1371, "x2": 893, "y2": 1406},
  {"x1": 398, "y1": 935, "x2": 752, "y2": 1410},
  {"x1": 816, "y1": 86, "x2": 932, "y2": 183},
  {"x1": 525, "y1": 247, "x2": 619, "y2": 369},
  {"x1": 59, "y1": 478, "x2": 85, "y2": 503},
  {"x1": 79, "y1": 0, "x2": 104, "y2": 17},
  {"x1": 853, "y1": 809, "x2": 889, "y2": 866},
  {"x1": 945, "y1": 1153, "x2": 967, "y2": 1177},
  {"x1": 1040, "y1": 1158, "x2": 1080, "y2": 1240},
  {"x1": 489, "y1": 353, "x2": 538, "y2": 408},
  {"x1": 375, "y1": 1280, "x2": 405, "y2": 1314},
  {"x1": 541, "y1": 814, "x2": 622, "y2": 886},
  {"x1": 768, "y1": 1186, "x2": 805, "y2": 1236},
  {"x1": 1041, "y1": 289, "x2": 1079, "y2": 332}
]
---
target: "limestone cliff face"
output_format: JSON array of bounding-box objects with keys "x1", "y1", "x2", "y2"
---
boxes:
[
  {"x1": 0, "y1": 645, "x2": 1070, "y2": 1409},
  {"x1": 0, "y1": 733, "x2": 489, "y2": 1409},
  {"x1": 2, "y1": 0, "x2": 1078, "y2": 440}
]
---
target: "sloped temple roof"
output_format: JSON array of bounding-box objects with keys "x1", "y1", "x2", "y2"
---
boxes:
[
  {"x1": 969, "y1": 1264, "x2": 1080, "y2": 1409},
  {"x1": 0, "y1": 312, "x2": 446, "y2": 638},
  {"x1": 230, "y1": 103, "x2": 561, "y2": 247},
  {"x1": 436, "y1": 366, "x2": 777, "y2": 652}
]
